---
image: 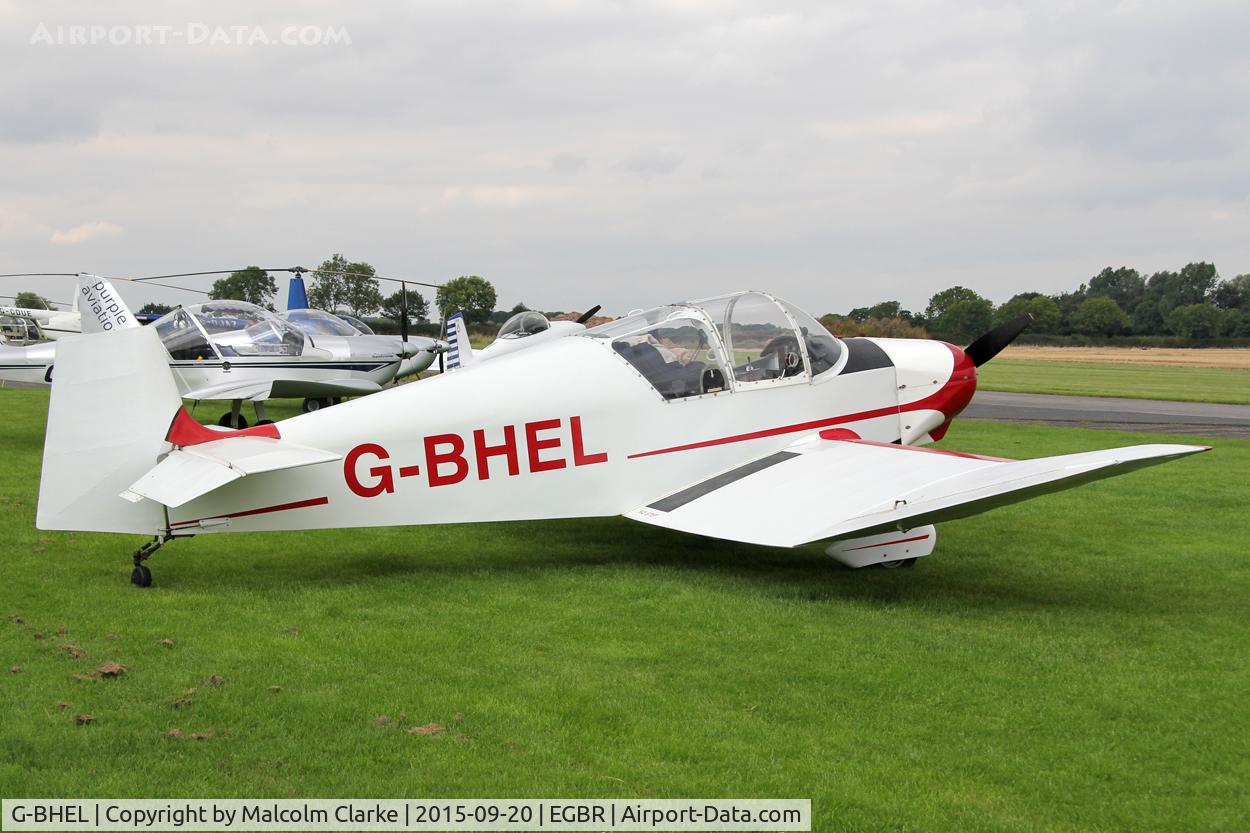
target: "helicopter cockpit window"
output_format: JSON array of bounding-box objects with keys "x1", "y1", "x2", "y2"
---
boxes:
[
  {"x1": 154, "y1": 308, "x2": 218, "y2": 361},
  {"x1": 281, "y1": 309, "x2": 361, "y2": 337},
  {"x1": 0, "y1": 315, "x2": 41, "y2": 346},
  {"x1": 778, "y1": 300, "x2": 843, "y2": 376},
  {"x1": 498, "y1": 311, "x2": 551, "y2": 339},
  {"x1": 586, "y1": 307, "x2": 727, "y2": 400}
]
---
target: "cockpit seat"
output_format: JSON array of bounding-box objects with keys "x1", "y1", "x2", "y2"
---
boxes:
[{"x1": 616, "y1": 341, "x2": 704, "y2": 399}]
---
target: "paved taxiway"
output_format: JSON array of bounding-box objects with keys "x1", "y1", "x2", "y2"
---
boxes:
[{"x1": 965, "y1": 391, "x2": 1250, "y2": 439}]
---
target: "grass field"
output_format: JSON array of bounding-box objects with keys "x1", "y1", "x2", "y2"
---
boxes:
[
  {"x1": 2, "y1": 388, "x2": 1247, "y2": 832},
  {"x1": 977, "y1": 359, "x2": 1250, "y2": 405}
]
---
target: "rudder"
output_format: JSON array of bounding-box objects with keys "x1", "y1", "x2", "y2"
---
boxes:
[
  {"x1": 37, "y1": 326, "x2": 181, "y2": 534},
  {"x1": 444, "y1": 312, "x2": 475, "y2": 370}
]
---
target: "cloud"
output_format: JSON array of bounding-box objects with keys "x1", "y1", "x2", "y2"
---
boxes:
[
  {"x1": 613, "y1": 151, "x2": 683, "y2": 177},
  {"x1": 0, "y1": 2, "x2": 1247, "y2": 314},
  {"x1": 50, "y1": 221, "x2": 124, "y2": 245},
  {"x1": 550, "y1": 153, "x2": 587, "y2": 174}
]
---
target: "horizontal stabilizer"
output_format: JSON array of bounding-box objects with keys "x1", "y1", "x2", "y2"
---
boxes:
[
  {"x1": 124, "y1": 436, "x2": 341, "y2": 508},
  {"x1": 182, "y1": 377, "x2": 383, "y2": 402},
  {"x1": 627, "y1": 436, "x2": 1209, "y2": 548}
]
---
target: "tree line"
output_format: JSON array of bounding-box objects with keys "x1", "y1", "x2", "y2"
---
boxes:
[
  {"x1": 825, "y1": 262, "x2": 1250, "y2": 344},
  {"x1": 128, "y1": 258, "x2": 500, "y2": 329}
]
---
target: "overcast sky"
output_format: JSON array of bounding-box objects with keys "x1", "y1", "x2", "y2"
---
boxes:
[{"x1": 2, "y1": 0, "x2": 1248, "y2": 316}]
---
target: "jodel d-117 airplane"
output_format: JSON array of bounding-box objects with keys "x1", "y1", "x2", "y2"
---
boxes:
[{"x1": 36, "y1": 290, "x2": 1207, "y2": 586}]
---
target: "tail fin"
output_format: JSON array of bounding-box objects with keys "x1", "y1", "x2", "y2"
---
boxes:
[
  {"x1": 37, "y1": 326, "x2": 181, "y2": 534},
  {"x1": 76, "y1": 274, "x2": 138, "y2": 334},
  {"x1": 444, "y1": 312, "x2": 476, "y2": 371}
]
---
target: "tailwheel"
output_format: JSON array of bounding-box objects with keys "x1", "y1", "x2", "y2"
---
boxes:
[{"x1": 130, "y1": 536, "x2": 169, "y2": 588}]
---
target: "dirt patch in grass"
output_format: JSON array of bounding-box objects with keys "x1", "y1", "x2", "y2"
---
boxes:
[{"x1": 1003, "y1": 346, "x2": 1250, "y2": 369}]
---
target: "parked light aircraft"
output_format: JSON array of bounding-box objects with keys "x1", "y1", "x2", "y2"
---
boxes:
[
  {"x1": 148, "y1": 301, "x2": 443, "y2": 424},
  {"x1": 36, "y1": 290, "x2": 1207, "y2": 587},
  {"x1": 279, "y1": 308, "x2": 444, "y2": 384},
  {"x1": 444, "y1": 306, "x2": 602, "y2": 369},
  {"x1": 0, "y1": 277, "x2": 443, "y2": 423},
  {"x1": 0, "y1": 275, "x2": 134, "y2": 383}
]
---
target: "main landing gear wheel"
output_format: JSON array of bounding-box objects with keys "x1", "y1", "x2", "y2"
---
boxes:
[
  {"x1": 301, "y1": 397, "x2": 334, "y2": 413},
  {"x1": 877, "y1": 558, "x2": 918, "y2": 569},
  {"x1": 218, "y1": 412, "x2": 249, "y2": 429},
  {"x1": 131, "y1": 564, "x2": 152, "y2": 587}
]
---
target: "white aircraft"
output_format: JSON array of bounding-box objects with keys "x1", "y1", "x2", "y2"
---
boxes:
[
  {"x1": 0, "y1": 275, "x2": 134, "y2": 383},
  {"x1": 279, "y1": 308, "x2": 444, "y2": 383},
  {"x1": 36, "y1": 290, "x2": 1207, "y2": 587},
  {"x1": 147, "y1": 301, "x2": 433, "y2": 424},
  {"x1": 0, "y1": 278, "x2": 443, "y2": 423},
  {"x1": 444, "y1": 306, "x2": 601, "y2": 369}
]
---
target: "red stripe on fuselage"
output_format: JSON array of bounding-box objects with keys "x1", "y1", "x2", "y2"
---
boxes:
[{"x1": 170, "y1": 496, "x2": 328, "y2": 529}]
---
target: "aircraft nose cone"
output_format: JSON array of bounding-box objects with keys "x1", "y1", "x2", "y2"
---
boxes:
[{"x1": 936, "y1": 345, "x2": 978, "y2": 421}]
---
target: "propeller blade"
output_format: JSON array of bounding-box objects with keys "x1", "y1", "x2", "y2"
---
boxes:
[
  {"x1": 575, "y1": 305, "x2": 602, "y2": 325},
  {"x1": 964, "y1": 313, "x2": 1034, "y2": 367},
  {"x1": 399, "y1": 281, "x2": 409, "y2": 343}
]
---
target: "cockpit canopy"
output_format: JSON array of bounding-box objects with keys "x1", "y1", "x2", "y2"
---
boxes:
[
  {"x1": 281, "y1": 308, "x2": 363, "y2": 338},
  {"x1": 337, "y1": 314, "x2": 374, "y2": 335},
  {"x1": 582, "y1": 291, "x2": 842, "y2": 400},
  {"x1": 498, "y1": 310, "x2": 551, "y2": 339},
  {"x1": 153, "y1": 301, "x2": 305, "y2": 361}
]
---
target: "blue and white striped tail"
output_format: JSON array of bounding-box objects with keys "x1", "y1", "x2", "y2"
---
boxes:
[{"x1": 444, "y1": 312, "x2": 475, "y2": 371}]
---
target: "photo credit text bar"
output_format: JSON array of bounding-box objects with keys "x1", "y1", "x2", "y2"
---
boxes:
[{"x1": 2, "y1": 799, "x2": 811, "y2": 831}]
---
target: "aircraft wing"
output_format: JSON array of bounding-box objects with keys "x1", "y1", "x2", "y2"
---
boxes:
[
  {"x1": 123, "y1": 436, "x2": 341, "y2": 508},
  {"x1": 625, "y1": 435, "x2": 1209, "y2": 548},
  {"x1": 182, "y1": 377, "x2": 384, "y2": 402}
]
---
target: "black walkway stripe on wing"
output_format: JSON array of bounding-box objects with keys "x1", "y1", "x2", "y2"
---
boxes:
[
  {"x1": 167, "y1": 362, "x2": 396, "y2": 372},
  {"x1": 647, "y1": 451, "x2": 800, "y2": 513}
]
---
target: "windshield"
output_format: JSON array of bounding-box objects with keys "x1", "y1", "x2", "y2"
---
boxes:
[
  {"x1": 778, "y1": 300, "x2": 842, "y2": 376},
  {"x1": 282, "y1": 308, "x2": 362, "y2": 337}
]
